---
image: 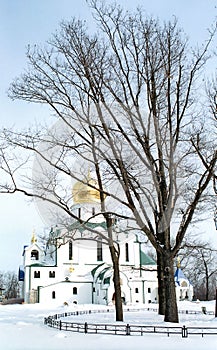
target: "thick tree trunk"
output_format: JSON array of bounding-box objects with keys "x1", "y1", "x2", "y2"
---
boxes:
[
  {"x1": 204, "y1": 261, "x2": 209, "y2": 301},
  {"x1": 157, "y1": 251, "x2": 166, "y2": 315},
  {"x1": 205, "y1": 275, "x2": 209, "y2": 301},
  {"x1": 163, "y1": 254, "x2": 179, "y2": 323},
  {"x1": 109, "y1": 245, "x2": 123, "y2": 321},
  {"x1": 106, "y1": 215, "x2": 123, "y2": 322}
]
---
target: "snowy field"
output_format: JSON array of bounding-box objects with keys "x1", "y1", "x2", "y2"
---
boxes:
[{"x1": 0, "y1": 301, "x2": 217, "y2": 350}]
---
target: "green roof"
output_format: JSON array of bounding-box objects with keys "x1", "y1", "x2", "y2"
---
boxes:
[
  {"x1": 140, "y1": 251, "x2": 156, "y2": 265},
  {"x1": 68, "y1": 221, "x2": 108, "y2": 233},
  {"x1": 29, "y1": 263, "x2": 46, "y2": 267},
  {"x1": 91, "y1": 263, "x2": 105, "y2": 277},
  {"x1": 103, "y1": 276, "x2": 111, "y2": 285},
  {"x1": 98, "y1": 267, "x2": 110, "y2": 280}
]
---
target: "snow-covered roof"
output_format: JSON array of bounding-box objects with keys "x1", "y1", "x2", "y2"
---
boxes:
[{"x1": 174, "y1": 267, "x2": 191, "y2": 286}]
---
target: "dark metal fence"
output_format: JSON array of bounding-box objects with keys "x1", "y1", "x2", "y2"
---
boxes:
[{"x1": 44, "y1": 307, "x2": 217, "y2": 337}]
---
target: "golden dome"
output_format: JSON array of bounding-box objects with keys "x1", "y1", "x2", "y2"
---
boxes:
[{"x1": 72, "y1": 171, "x2": 102, "y2": 204}]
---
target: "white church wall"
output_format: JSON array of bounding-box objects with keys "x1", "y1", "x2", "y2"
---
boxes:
[
  {"x1": 175, "y1": 284, "x2": 194, "y2": 301},
  {"x1": 130, "y1": 281, "x2": 143, "y2": 304},
  {"x1": 128, "y1": 279, "x2": 158, "y2": 304},
  {"x1": 144, "y1": 281, "x2": 158, "y2": 303},
  {"x1": 132, "y1": 243, "x2": 141, "y2": 268},
  {"x1": 23, "y1": 244, "x2": 44, "y2": 266},
  {"x1": 39, "y1": 281, "x2": 93, "y2": 305},
  {"x1": 119, "y1": 238, "x2": 138, "y2": 266},
  {"x1": 28, "y1": 266, "x2": 58, "y2": 291},
  {"x1": 79, "y1": 204, "x2": 105, "y2": 223},
  {"x1": 23, "y1": 267, "x2": 30, "y2": 302},
  {"x1": 56, "y1": 239, "x2": 113, "y2": 267}
]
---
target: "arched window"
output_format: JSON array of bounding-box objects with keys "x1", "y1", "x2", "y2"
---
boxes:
[
  {"x1": 69, "y1": 241, "x2": 73, "y2": 260},
  {"x1": 135, "y1": 287, "x2": 139, "y2": 293},
  {"x1": 31, "y1": 250, "x2": 39, "y2": 260},
  {"x1": 52, "y1": 291, "x2": 56, "y2": 299},
  {"x1": 73, "y1": 287, "x2": 77, "y2": 295},
  {"x1": 34, "y1": 271, "x2": 40, "y2": 278},
  {"x1": 49, "y1": 271, "x2": 55, "y2": 278}
]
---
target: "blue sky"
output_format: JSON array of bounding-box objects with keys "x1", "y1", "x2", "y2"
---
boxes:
[{"x1": 0, "y1": 0, "x2": 216, "y2": 271}]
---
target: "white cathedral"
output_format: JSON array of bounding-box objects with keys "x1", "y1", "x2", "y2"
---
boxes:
[{"x1": 19, "y1": 174, "x2": 193, "y2": 305}]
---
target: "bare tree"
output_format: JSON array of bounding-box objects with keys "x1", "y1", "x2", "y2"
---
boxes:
[
  {"x1": 0, "y1": 272, "x2": 4, "y2": 290},
  {"x1": 179, "y1": 239, "x2": 217, "y2": 301},
  {"x1": 205, "y1": 76, "x2": 217, "y2": 213},
  {"x1": 0, "y1": 2, "x2": 216, "y2": 322},
  {"x1": 0, "y1": 271, "x2": 20, "y2": 300}
]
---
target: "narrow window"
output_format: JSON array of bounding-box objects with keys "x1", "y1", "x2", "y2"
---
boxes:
[
  {"x1": 78, "y1": 207, "x2": 81, "y2": 218},
  {"x1": 92, "y1": 207, "x2": 95, "y2": 216},
  {"x1": 49, "y1": 271, "x2": 55, "y2": 278},
  {"x1": 31, "y1": 250, "x2": 39, "y2": 260},
  {"x1": 125, "y1": 243, "x2": 129, "y2": 262},
  {"x1": 73, "y1": 287, "x2": 77, "y2": 295},
  {"x1": 52, "y1": 291, "x2": 56, "y2": 299},
  {"x1": 97, "y1": 239, "x2": 103, "y2": 261},
  {"x1": 135, "y1": 287, "x2": 139, "y2": 293},
  {"x1": 34, "y1": 271, "x2": 40, "y2": 278},
  {"x1": 69, "y1": 241, "x2": 73, "y2": 260},
  {"x1": 148, "y1": 287, "x2": 151, "y2": 293}
]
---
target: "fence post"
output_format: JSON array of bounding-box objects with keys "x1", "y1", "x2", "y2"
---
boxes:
[
  {"x1": 59, "y1": 320, "x2": 62, "y2": 331},
  {"x1": 84, "y1": 322, "x2": 88, "y2": 334},
  {"x1": 126, "y1": 324, "x2": 130, "y2": 336},
  {"x1": 182, "y1": 325, "x2": 188, "y2": 338}
]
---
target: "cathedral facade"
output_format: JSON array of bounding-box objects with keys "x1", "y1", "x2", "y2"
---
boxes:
[
  {"x1": 19, "y1": 231, "x2": 158, "y2": 305},
  {"x1": 19, "y1": 173, "x2": 193, "y2": 305}
]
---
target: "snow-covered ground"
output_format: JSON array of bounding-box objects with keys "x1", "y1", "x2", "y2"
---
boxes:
[{"x1": 0, "y1": 301, "x2": 216, "y2": 350}]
